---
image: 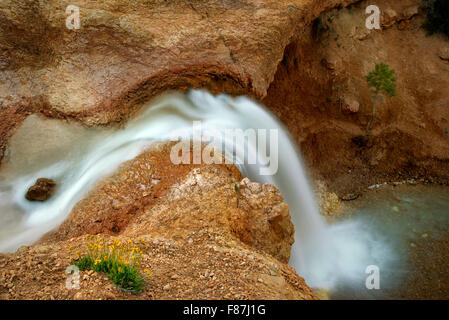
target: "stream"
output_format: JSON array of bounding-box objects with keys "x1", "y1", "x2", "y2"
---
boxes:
[{"x1": 0, "y1": 90, "x2": 448, "y2": 299}]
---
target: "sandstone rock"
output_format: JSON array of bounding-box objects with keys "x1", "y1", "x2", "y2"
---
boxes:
[
  {"x1": 354, "y1": 28, "x2": 371, "y2": 41},
  {"x1": 73, "y1": 292, "x2": 84, "y2": 300},
  {"x1": 315, "y1": 181, "x2": 341, "y2": 216},
  {"x1": 382, "y1": 9, "x2": 398, "y2": 28},
  {"x1": 341, "y1": 193, "x2": 360, "y2": 201},
  {"x1": 25, "y1": 178, "x2": 56, "y2": 201},
  {"x1": 398, "y1": 20, "x2": 410, "y2": 31},
  {"x1": 0, "y1": 0, "x2": 358, "y2": 141},
  {"x1": 439, "y1": 48, "x2": 449, "y2": 61},
  {"x1": 341, "y1": 95, "x2": 360, "y2": 114},
  {"x1": 323, "y1": 53, "x2": 342, "y2": 70},
  {"x1": 320, "y1": 192, "x2": 341, "y2": 215},
  {"x1": 402, "y1": 5, "x2": 419, "y2": 20}
]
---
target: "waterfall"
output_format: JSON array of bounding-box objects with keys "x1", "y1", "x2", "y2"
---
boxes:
[{"x1": 0, "y1": 90, "x2": 391, "y2": 290}]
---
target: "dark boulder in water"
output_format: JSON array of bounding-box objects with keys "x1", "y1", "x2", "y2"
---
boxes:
[{"x1": 25, "y1": 178, "x2": 56, "y2": 201}]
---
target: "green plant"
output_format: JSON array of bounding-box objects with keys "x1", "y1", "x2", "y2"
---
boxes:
[
  {"x1": 365, "y1": 63, "x2": 397, "y2": 130},
  {"x1": 71, "y1": 235, "x2": 150, "y2": 293},
  {"x1": 233, "y1": 180, "x2": 239, "y2": 193},
  {"x1": 422, "y1": 0, "x2": 449, "y2": 38}
]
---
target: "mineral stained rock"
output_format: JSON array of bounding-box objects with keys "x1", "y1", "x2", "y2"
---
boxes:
[{"x1": 0, "y1": 0, "x2": 356, "y2": 129}]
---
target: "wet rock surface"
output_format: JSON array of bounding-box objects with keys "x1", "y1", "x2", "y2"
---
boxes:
[{"x1": 25, "y1": 178, "x2": 56, "y2": 201}]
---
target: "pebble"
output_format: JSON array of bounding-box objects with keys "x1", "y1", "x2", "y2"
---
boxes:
[{"x1": 74, "y1": 292, "x2": 83, "y2": 300}]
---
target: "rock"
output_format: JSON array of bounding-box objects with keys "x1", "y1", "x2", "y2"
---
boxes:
[
  {"x1": 322, "y1": 54, "x2": 342, "y2": 70},
  {"x1": 402, "y1": 5, "x2": 419, "y2": 20},
  {"x1": 320, "y1": 192, "x2": 341, "y2": 215},
  {"x1": 315, "y1": 181, "x2": 341, "y2": 215},
  {"x1": 111, "y1": 199, "x2": 126, "y2": 210},
  {"x1": 104, "y1": 291, "x2": 116, "y2": 300},
  {"x1": 73, "y1": 292, "x2": 84, "y2": 300},
  {"x1": 163, "y1": 284, "x2": 170, "y2": 291},
  {"x1": 382, "y1": 9, "x2": 398, "y2": 28},
  {"x1": 341, "y1": 95, "x2": 360, "y2": 114},
  {"x1": 353, "y1": 27, "x2": 371, "y2": 41},
  {"x1": 341, "y1": 193, "x2": 360, "y2": 201},
  {"x1": 238, "y1": 178, "x2": 295, "y2": 263},
  {"x1": 25, "y1": 178, "x2": 56, "y2": 201},
  {"x1": 439, "y1": 48, "x2": 449, "y2": 61},
  {"x1": 398, "y1": 20, "x2": 410, "y2": 31}
]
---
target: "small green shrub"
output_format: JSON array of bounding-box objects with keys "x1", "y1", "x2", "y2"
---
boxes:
[
  {"x1": 365, "y1": 63, "x2": 397, "y2": 130},
  {"x1": 365, "y1": 63, "x2": 397, "y2": 98},
  {"x1": 422, "y1": 0, "x2": 449, "y2": 38}
]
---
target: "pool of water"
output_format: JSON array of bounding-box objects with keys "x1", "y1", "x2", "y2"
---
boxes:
[{"x1": 329, "y1": 184, "x2": 449, "y2": 299}]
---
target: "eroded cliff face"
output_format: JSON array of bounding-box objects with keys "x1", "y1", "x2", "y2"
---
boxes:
[
  {"x1": 0, "y1": 0, "x2": 357, "y2": 153},
  {"x1": 0, "y1": 143, "x2": 313, "y2": 300},
  {"x1": 263, "y1": 0, "x2": 449, "y2": 195}
]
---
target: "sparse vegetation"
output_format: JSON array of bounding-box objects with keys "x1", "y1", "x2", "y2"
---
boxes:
[
  {"x1": 422, "y1": 0, "x2": 449, "y2": 38},
  {"x1": 365, "y1": 63, "x2": 397, "y2": 130},
  {"x1": 71, "y1": 235, "x2": 150, "y2": 292}
]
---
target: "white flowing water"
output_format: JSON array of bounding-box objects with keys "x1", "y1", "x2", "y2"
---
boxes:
[{"x1": 0, "y1": 90, "x2": 392, "y2": 290}]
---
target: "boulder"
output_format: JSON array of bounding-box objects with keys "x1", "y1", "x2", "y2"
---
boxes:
[
  {"x1": 341, "y1": 95, "x2": 360, "y2": 114},
  {"x1": 439, "y1": 47, "x2": 449, "y2": 61},
  {"x1": 25, "y1": 178, "x2": 56, "y2": 201},
  {"x1": 382, "y1": 8, "x2": 398, "y2": 28}
]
